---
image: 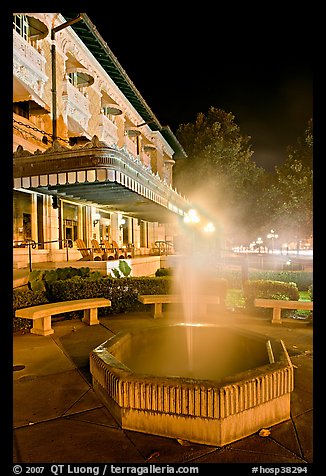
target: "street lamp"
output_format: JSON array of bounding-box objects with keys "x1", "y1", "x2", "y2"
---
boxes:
[
  {"x1": 267, "y1": 229, "x2": 278, "y2": 254},
  {"x1": 203, "y1": 222, "x2": 215, "y2": 233},
  {"x1": 203, "y1": 222, "x2": 215, "y2": 254},
  {"x1": 183, "y1": 209, "x2": 200, "y2": 254},
  {"x1": 256, "y1": 236, "x2": 263, "y2": 253},
  {"x1": 184, "y1": 209, "x2": 200, "y2": 224}
]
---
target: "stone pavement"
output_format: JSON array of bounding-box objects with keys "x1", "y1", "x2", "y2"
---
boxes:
[{"x1": 12, "y1": 309, "x2": 313, "y2": 468}]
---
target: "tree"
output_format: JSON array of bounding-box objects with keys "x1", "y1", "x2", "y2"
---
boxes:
[
  {"x1": 173, "y1": 107, "x2": 267, "y2": 242},
  {"x1": 267, "y1": 119, "x2": 313, "y2": 243}
]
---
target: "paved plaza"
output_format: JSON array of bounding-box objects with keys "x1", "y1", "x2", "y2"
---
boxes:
[{"x1": 12, "y1": 308, "x2": 313, "y2": 468}]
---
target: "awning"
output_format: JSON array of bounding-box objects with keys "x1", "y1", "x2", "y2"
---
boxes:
[
  {"x1": 13, "y1": 76, "x2": 50, "y2": 115},
  {"x1": 13, "y1": 136, "x2": 189, "y2": 223}
]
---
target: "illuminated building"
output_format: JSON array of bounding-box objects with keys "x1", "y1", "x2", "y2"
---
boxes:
[{"x1": 13, "y1": 13, "x2": 189, "y2": 268}]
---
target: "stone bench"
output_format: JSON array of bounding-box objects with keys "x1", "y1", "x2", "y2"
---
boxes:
[
  {"x1": 138, "y1": 294, "x2": 221, "y2": 318},
  {"x1": 15, "y1": 298, "x2": 111, "y2": 336},
  {"x1": 254, "y1": 298, "x2": 313, "y2": 324}
]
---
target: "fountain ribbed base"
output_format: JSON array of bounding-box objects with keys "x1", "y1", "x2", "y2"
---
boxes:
[{"x1": 90, "y1": 324, "x2": 294, "y2": 446}]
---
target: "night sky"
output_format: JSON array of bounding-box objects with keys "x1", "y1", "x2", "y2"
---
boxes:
[{"x1": 86, "y1": 10, "x2": 313, "y2": 171}]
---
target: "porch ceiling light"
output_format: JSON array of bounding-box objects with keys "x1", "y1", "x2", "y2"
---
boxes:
[
  {"x1": 103, "y1": 103, "x2": 123, "y2": 115},
  {"x1": 143, "y1": 144, "x2": 156, "y2": 151},
  {"x1": 93, "y1": 212, "x2": 101, "y2": 227},
  {"x1": 126, "y1": 127, "x2": 141, "y2": 137},
  {"x1": 66, "y1": 67, "x2": 94, "y2": 87},
  {"x1": 119, "y1": 218, "x2": 126, "y2": 230}
]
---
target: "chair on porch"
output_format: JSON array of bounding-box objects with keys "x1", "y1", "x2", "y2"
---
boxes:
[
  {"x1": 124, "y1": 243, "x2": 134, "y2": 259},
  {"x1": 90, "y1": 239, "x2": 107, "y2": 261},
  {"x1": 76, "y1": 239, "x2": 103, "y2": 261},
  {"x1": 112, "y1": 240, "x2": 127, "y2": 259},
  {"x1": 101, "y1": 240, "x2": 116, "y2": 260},
  {"x1": 76, "y1": 239, "x2": 94, "y2": 261}
]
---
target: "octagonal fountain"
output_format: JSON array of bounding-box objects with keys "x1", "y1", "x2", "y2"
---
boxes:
[{"x1": 90, "y1": 323, "x2": 294, "y2": 446}]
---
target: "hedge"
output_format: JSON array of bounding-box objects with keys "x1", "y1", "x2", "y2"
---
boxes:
[
  {"x1": 216, "y1": 269, "x2": 312, "y2": 291},
  {"x1": 13, "y1": 275, "x2": 229, "y2": 330},
  {"x1": 13, "y1": 289, "x2": 49, "y2": 332},
  {"x1": 243, "y1": 279, "x2": 300, "y2": 315}
]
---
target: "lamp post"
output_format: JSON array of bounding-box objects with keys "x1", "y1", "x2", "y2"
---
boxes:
[
  {"x1": 203, "y1": 222, "x2": 215, "y2": 254},
  {"x1": 267, "y1": 229, "x2": 278, "y2": 254},
  {"x1": 183, "y1": 209, "x2": 200, "y2": 254},
  {"x1": 256, "y1": 236, "x2": 263, "y2": 254},
  {"x1": 256, "y1": 236, "x2": 264, "y2": 269},
  {"x1": 183, "y1": 209, "x2": 200, "y2": 225}
]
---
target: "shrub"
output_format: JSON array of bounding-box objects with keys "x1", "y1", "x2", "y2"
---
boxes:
[
  {"x1": 248, "y1": 270, "x2": 312, "y2": 292},
  {"x1": 308, "y1": 283, "x2": 313, "y2": 301},
  {"x1": 49, "y1": 276, "x2": 174, "y2": 315},
  {"x1": 155, "y1": 267, "x2": 174, "y2": 277},
  {"x1": 215, "y1": 269, "x2": 312, "y2": 291},
  {"x1": 216, "y1": 269, "x2": 243, "y2": 288},
  {"x1": 27, "y1": 267, "x2": 100, "y2": 299},
  {"x1": 110, "y1": 260, "x2": 132, "y2": 278},
  {"x1": 243, "y1": 279, "x2": 299, "y2": 313},
  {"x1": 13, "y1": 289, "x2": 49, "y2": 332}
]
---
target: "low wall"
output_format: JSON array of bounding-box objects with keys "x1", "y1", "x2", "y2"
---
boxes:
[
  {"x1": 105, "y1": 256, "x2": 160, "y2": 277},
  {"x1": 13, "y1": 253, "x2": 163, "y2": 288}
]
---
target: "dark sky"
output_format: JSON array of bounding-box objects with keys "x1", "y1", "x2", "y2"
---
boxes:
[{"x1": 87, "y1": 10, "x2": 313, "y2": 171}]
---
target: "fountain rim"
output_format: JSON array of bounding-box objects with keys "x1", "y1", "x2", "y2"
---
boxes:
[{"x1": 91, "y1": 322, "x2": 293, "y2": 387}]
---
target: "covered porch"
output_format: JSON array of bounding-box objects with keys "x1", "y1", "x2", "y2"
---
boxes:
[{"x1": 13, "y1": 136, "x2": 190, "y2": 268}]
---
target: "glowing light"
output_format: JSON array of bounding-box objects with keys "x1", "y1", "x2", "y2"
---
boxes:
[
  {"x1": 203, "y1": 222, "x2": 215, "y2": 233},
  {"x1": 267, "y1": 229, "x2": 278, "y2": 239},
  {"x1": 93, "y1": 212, "x2": 101, "y2": 226},
  {"x1": 267, "y1": 229, "x2": 278, "y2": 254},
  {"x1": 184, "y1": 209, "x2": 200, "y2": 224}
]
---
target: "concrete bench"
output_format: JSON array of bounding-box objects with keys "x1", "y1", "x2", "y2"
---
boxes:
[
  {"x1": 15, "y1": 298, "x2": 111, "y2": 336},
  {"x1": 138, "y1": 294, "x2": 221, "y2": 318},
  {"x1": 254, "y1": 298, "x2": 313, "y2": 324}
]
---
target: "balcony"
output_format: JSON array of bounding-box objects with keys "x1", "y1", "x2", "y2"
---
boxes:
[
  {"x1": 124, "y1": 135, "x2": 138, "y2": 157},
  {"x1": 13, "y1": 29, "x2": 48, "y2": 97},
  {"x1": 97, "y1": 113, "x2": 118, "y2": 146},
  {"x1": 62, "y1": 80, "x2": 91, "y2": 133},
  {"x1": 141, "y1": 150, "x2": 152, "y2": 169}
]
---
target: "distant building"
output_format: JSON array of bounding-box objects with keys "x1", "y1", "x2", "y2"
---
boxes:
[{"x1": 13, "y1": 13, "x2": 189, "y2": 268}]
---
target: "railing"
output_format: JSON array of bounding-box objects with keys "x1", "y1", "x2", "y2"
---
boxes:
[
  {"x1": 154, "y1": 240, "x2": 174, "y2": 256},
  {"x1": 13, "y1": 239, "x2": 73, "y2": 272}
]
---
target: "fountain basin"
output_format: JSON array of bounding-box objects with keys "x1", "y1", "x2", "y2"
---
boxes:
[{"x1": 90, "y1": 324, "x2": 294, "y2": 446}]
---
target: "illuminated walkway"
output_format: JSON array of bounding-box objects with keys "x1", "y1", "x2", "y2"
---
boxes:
[{"x1": 13, "y1": 310, "x2": 313, "y2": 465}]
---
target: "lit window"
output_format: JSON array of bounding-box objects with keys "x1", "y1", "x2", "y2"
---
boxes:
[{"x1": 13, "y1": 14, "x2": 29, "y2": 41}]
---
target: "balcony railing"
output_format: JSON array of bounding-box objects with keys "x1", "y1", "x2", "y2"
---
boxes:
[
  {"x1": 62, "y1": 80, "x2": 91, "y2": 131},
  {"x1": 13, "y1": 29, "x2": 48, "y2": 95},
  {"x1": 124, "y1": 135, "x2": 138, "y2": 157},
  {"x1": 97, "y1": 113, "x2": 118, "y2": 146}
]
